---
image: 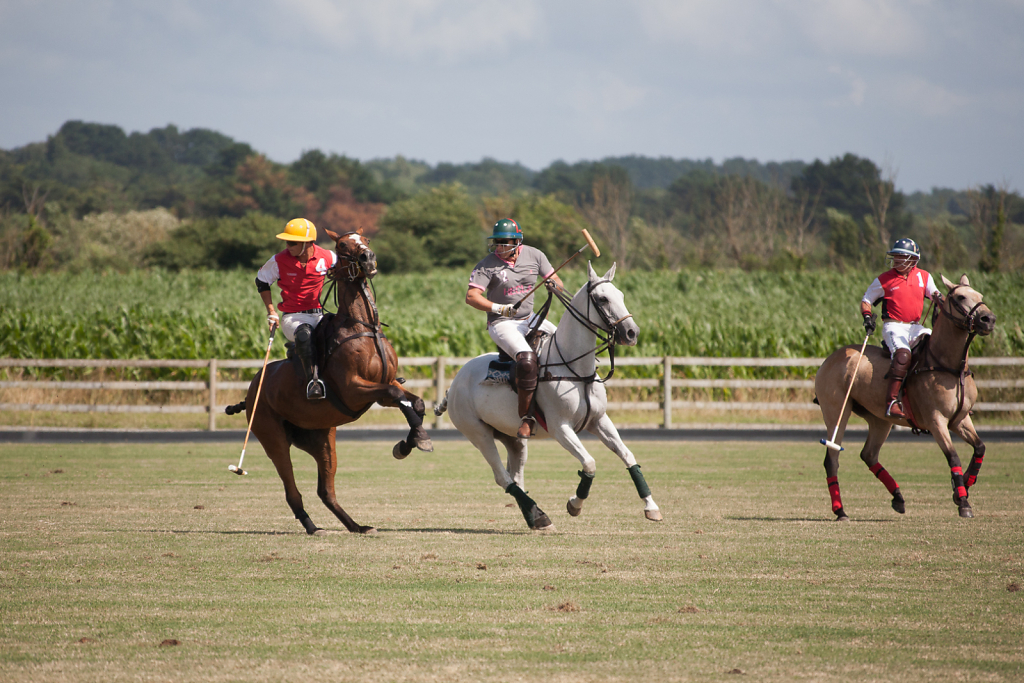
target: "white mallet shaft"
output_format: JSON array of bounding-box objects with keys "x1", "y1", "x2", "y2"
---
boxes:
[
  {"x1": 820, "y1": 333, "x2": 871, "y2": 452},
  {"x1": 230, "y1": 323, "x2": 277, "y2": 476}
]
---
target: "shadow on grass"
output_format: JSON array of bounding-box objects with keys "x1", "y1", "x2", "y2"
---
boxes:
[
  {"x1": 140, "y1": 529, "x2": 304, "y2": 535},
  {"x1": 726, "y1": 516, "x2": 898, "y2": 523},
  {"x1": 379, "y1": 527, "x2": 526, "y2": 536}
]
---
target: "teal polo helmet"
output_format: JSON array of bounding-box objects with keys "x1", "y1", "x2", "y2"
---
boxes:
[{"x1": 488, "y1": 218, "x2": 523, "y2": 253}]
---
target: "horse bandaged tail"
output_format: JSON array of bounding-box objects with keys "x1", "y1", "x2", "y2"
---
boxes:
[{"x1": 627, "y1": 464, "x2": 651, "y2": 499}]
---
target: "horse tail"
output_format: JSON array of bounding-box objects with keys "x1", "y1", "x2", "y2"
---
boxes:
[
  {"x1": 225, "y1": 401, "x2": 246, "y2": 415},
  {"x1": 433, "y1": 390, "x2": 449, "y2": 416}
]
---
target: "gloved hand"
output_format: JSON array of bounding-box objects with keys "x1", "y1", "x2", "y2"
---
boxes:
[
  {"x1": 863, "y1": 312, "x2": 877, "y2": 336},
  {"x1": 267, "y1": 313, "x2": 280, "y2": 332},
  {"x1": 544, "y1": 278, "x2": 560, "y2": 292},
  {"x1": 491, "y1": 303, "x2": 515, "y2": 318}
]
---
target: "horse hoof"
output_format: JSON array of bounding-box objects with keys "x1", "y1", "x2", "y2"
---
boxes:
[
  {"x1": 393, "y1": 440, "x2": 412, "y2": 460},
  {"x1": 835, "y1": 515, "x2": 850, "y2": 522},
  {"x1": 311, "y1": 528, "x2": 329, "y2": 536},
  {"x1": 359, "y1": 526, "x2": 378, "y2": 535},
  {"x1": 958, "y1": 503, "x2": 974, "y2": 519},
  {"x1": 531, "y1": 511, "x2": 554, "y2": 530},
  {"x1": 567, "y1": 499, "x2": 582, "y2": 517},
  {"x1": 415, "y1": 438, "x2": 434, "y2": 453},
  {"x1": 891, "y1": 495, "x2": 906, "y2": 515},
  {"x1": 645, "y1": 509, "x2": 664, "y2": 522}
]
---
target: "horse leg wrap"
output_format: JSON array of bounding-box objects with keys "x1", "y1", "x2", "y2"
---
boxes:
[
  {"x1": 505, "y1": 482, "x2": 549, "y2": 529},
  {"x1": 827, "y1": 476, "x2": 843, "y2": 514},
  {"x1": 576, "y1": 470, "x2": 595, "y2": 500},
  {"x1": 869, "y1": 463, "x2": 900, "y2": 495},
  {"x1": 398, "y1": 399, "x2": 423, "y2": 429},
  {"x1": 627, "y1": 464, "x2": 651, "y2": 499},
  {"x1": 298, "y1": 514, "x2": 319, "y2": 535},
  {"x1": 950, "y1": 466, "x2": 967, "y2": 502},
  {"x1": 965, "y1": 451, "x2": 985, "y2": 489}
]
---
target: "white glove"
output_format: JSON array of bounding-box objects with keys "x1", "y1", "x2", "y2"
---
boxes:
[
  {"x1": 491, "y1": 303, "x2": 515, "y2": 318},
  {"x1": 267, "y1": 313, "x2": 280, "y2": 329}
]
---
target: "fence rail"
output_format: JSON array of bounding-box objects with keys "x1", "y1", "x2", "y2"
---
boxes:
[{"x1": 2, "y1": 356, "x2": 1022, "y2": 430}]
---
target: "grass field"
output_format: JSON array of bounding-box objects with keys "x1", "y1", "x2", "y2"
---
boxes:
[{"x1": 1, "y1": 438, "x2": 1021, "y2": 682}]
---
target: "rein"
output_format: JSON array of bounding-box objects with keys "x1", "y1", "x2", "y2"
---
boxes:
[
  {"x1": 536, "y1": 279, "x2": 632, "y2": 433},
  {"x1": 912, "y1": 286, "x2": 981, "y2": 420}
]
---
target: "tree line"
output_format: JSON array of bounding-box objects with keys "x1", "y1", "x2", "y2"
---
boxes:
[{"x1": 1, "y1": 120, "x2": 1021, "y2": 274}]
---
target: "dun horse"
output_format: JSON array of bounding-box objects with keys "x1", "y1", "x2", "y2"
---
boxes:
[
  {"x1": 226, "y1": 231, "x2": 432, "y2": 535},
  {"x1": 814, "y1": 274, "x2": 996, "y2": 520},
  {"x1": 435, "y1": 263, "x2": 663, "y2": 530}
]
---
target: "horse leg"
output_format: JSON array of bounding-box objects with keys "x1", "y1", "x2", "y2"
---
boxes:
[
  {"x1": 346, "y1": 380, "x2": 432, "y2": 459},
  {"x1": 495, "y1": 431, "x2": 528, "y2": 490},
  {"x1": 257, "y1": 422, "x2": 320, "y2": 535},
  {"x1": 291, "y1": 425, "x2": 375, "y2": 534},
  {"x1": 819, "y1": 392, "x2": 853, "y2": 521},
  {"x1": 464, "y1": 417, "x2": 552, "y2": 530},
  {"x1": 955, "y1": 415, "x2": 986, "y2": 497},
  {"x1": 586, "y1": 413, "x2": 662, "y2": 521},
  {"x1": 857, "y1": 415, "x2": 903, "y2": 514},
  {"x1": 930, "y1": 421, "x2": 973, "y2": 518}
]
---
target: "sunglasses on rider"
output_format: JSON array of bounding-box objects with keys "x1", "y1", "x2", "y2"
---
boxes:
[{"x1": 286, "y1": 240, "x2": 303, "y2": 247}]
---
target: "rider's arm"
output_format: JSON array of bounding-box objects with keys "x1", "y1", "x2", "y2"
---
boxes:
[
  {"x1": 466, "y1": 287, "x2": 494, "y2": 313},
  {"x1": 861, "y1": 277, "x2": 883, "y2": 316}
]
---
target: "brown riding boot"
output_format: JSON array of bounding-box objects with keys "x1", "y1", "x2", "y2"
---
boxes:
[
  {"x1": 515, "y1": 351, "x2": 539, "y2": 439},
  {"x1": 885, "y1": 348, "x2": 912, "y2": 418}
]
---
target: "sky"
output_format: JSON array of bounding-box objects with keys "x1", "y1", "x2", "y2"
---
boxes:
[{"x1": 2, "y1": 0, "x2": 1023, "y2": 193}]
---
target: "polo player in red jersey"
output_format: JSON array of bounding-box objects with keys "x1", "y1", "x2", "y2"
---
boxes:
[
  {"x1": 860, "y1": 237, "x2": 943, "y2": 418},
  {"x1": 255, "y1": 218, "x2": 337, "y2": 400},
  {"x1": 466, "y1": 218, "x2": 564, "y2": 439}
]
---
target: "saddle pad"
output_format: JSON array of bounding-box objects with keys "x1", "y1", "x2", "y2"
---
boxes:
[{"x1": 481, "y1": 359, "x2": 514, "y2": 387}]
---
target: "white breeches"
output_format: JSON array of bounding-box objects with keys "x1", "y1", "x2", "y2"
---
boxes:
[
  {"x1": 488, "y1": 315, "x2": 557, "y2": 357},
  {"x1": 882, "y1": 321, "x2": 931, "y2": 353},
  {"x1": 281, "y1": 312, "x2": 324, "y2": 342}
]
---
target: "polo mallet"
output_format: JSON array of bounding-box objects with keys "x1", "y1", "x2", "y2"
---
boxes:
[
  {"x1": 229, "y1": 322, "x2": 278, "y2": 476},
  {"x1": 820, "y1": 333, "x2": 871, "y2": 452},
  {"x1": 512, "y1": 229, "x2": 601, "y2": 311}
]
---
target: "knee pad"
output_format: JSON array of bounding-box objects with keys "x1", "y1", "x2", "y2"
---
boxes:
[
  {"x1": 890, "y1": 348, "x2": 912, "y2": 379},
  {"x1": 294, "y1": 324, "x2": 313, "y2": 345},
  {"x1": 514, "y1": 351, "x2": 538, "y2": 391}
]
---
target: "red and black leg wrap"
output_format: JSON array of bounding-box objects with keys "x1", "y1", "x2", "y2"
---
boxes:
[
  {"x1": 826, "y1": 476, "x2": 843, "y2": 514},
  {"x1": 950, "y1": 466, "x2": 967, "y2": 502},
  {"x1": 869, "y1": 463, "x2": 900, "y2": 495},
  {"x1": 964, "y1": 452, "x2": 984, "y2": 490}
]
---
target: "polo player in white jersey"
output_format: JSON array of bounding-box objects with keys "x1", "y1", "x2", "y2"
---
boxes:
[
  {"x1": 466, "y1": 219, "x2": 564, "y2": 439},
  {"x1": 255, "y1": 218, "x2": 337, "y2": 400}
]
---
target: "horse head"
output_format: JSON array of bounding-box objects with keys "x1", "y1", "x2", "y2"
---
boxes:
[
  {"x1": 939, "y1": 274, "x2": 996, "y2": 335},
  {"x1": 325, "y1": 230, "x2": 378, "y2": 282},
  {"x1": 584, "y1": 262, "x2": 640, "y2": 346}
]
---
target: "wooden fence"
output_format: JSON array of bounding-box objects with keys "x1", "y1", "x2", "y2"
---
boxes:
[{"x1": 2, "y1": 357, "x2": 1022, "y2": 430}]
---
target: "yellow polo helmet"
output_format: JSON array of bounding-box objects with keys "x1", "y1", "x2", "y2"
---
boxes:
[{"x1": 276, "y1": 218, "x2": 317, "y2": 242}]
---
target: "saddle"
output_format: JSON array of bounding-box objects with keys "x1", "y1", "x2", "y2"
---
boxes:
[{"x1": 480, "y1": 309, "x2": 554, "y2": 434}]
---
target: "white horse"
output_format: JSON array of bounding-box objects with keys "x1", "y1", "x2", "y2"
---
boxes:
[{"x1": 435, "y1": 262, "x2": 663, "y2": 530}]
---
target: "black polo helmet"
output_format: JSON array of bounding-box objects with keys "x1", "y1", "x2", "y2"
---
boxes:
[{"x1": 887, "y1": 237, "x2": 920, "y2": 258}]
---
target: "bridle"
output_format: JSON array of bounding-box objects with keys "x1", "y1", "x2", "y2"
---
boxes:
[
  {"x1": 333, "y1": 232, "x2": 376, "y2": 283},
  {"x1": 939, "y1": 285, "x2": 987, "y2": 333},
  {"x1": 542, "y1": 277, "x2": 632, "y2": 382}
]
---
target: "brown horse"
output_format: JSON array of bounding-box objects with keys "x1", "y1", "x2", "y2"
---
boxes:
[
  {"x1": 226, "y1": 231, "x2": 433, "y2": 535},
  {"x1": 814, "y1": 274, "x2": 996, "y2": 521}
]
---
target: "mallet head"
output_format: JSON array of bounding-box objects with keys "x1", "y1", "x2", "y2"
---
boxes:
[
  {"x1": 820, "y1": 438, "x2": 844, "y2": 452},
  {"x1": 228, "y1": 465, "x2": 247, "y2": 476}
]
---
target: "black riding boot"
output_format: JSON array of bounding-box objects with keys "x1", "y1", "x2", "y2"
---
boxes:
[
  {"x1": 515, "y1": 351, "x2": 538, "y2": 439},
  {"x1": 294, "y1": 324, "x2": 325, "y2": 401}
]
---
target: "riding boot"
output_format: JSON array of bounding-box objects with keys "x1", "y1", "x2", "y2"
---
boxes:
[
  {"x1": 885, "y1": 348, "x2": 912, "y2": 418},
  {"x1": 294, "y1": 324, "x2": 325, "y2": 401},
  {"x1": 515, "y1": 351, "x2": 539, "y2": 439}
]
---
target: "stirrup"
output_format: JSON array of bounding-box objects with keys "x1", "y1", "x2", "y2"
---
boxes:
[
  {"x1": 306, "y1": 379, "x2": 326, "y2": 400},
  {"x1": 517, "y1": 417, "x2": 536, "y2": 439},
  {"x1": 886, "y1": 399, "x2": 905, "y2": 418}
]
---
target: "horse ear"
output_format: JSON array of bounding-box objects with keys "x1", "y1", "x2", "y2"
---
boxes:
[
  {"x1": 325, "y1": 229, "x2": 340, "y2": 242},
  {"x1": 602, "y1": 262, "x2": 617, "y2": 281},
  {"x1": 588, "y1": 261, "x2": 598, "y2": 282},
  {"x1": 355, "y1": 226, "x2": 364, "y2": 235},
  {"x1": 941, "y1": 274, "x2": 955, "y2": 290},
  {"x1": 959, "y1": 273, "x2": 970, "y2": 286}
]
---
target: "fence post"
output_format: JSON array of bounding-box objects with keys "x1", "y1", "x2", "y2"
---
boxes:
[
  {"x1": 662, "y1": 355, "x2": 672, "y2": 429},
  {"x1": 434, "y1": 356, "x2": 446, "y2": 430},
  {"x1": 208, "y1": 358, "x2": 218, "y2": 431}
]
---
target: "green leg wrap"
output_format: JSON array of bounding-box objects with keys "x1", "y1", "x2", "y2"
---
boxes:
[
  {"x1": 627, "y1": 464, "x2": 651, "y2": 499},
  {"x1": 576, "y1": 470, "x2": 595, "y2": 500}
]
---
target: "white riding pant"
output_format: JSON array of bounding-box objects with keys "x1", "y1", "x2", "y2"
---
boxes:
[
  {"x1": 281, "y1": 312, "x2": 324, "y2": 342},
  {"x1": 882, "y1": 321, "x2": 931, "y2": 353},
  {"x1": 489, "y1": 314, "x2": 557, "y2": 357}
]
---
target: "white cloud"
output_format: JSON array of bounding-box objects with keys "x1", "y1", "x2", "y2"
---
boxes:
[
  {"x1": 279, "y1": 0, "x2": 543, "y2": 60},
  {"x1": 827, "y1": 66, "x2": 867, "y2": 106},
  {"x1": 887, "y1": 75, "x2": 970, "y2": 116}
]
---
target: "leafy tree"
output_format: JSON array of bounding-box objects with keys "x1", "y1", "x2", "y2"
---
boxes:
[
  {"x1": 145, "y1": 213, "x2": 282, "y2": 270},
  {"x1": 374, "y1": 183, "x2": 483, "y2": 272}
]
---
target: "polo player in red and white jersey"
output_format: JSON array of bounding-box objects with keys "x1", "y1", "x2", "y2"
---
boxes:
[
  {"x1": 255, "y1": 218, "x2": 337, "y2": 400},
  {"x1": 860, "y1": 237, "x2": 942, "y2": 418}
]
